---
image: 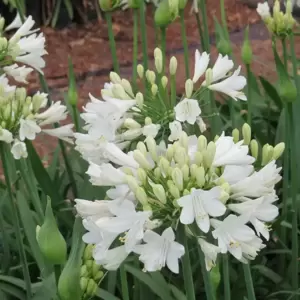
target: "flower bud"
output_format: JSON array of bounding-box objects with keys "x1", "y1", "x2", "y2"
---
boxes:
[
  {"x1": 99, "y1": 0, "x2": 119, "y2": 11},
  {"x1": 242, "y1": 123, "x2": 251, "y2": 145},
  {"x1": 145, "y1": 136, "x2": 158, "y2": 161},
  {"x1": 161, "y1": 76, "x2": 168, "y2": 89},
  {"x1": 172, "y1": 168, "x2": 184, "y2": 191},
  {"x1": 178, "y1": 0, "x2": 187, "y2": 10},
  {"x1": 121, "y1": 79, "x2": 134, "y2": 96},
  {"x1": 112, "y1": 84, "x2": 129, "y2": 100},
  {"x1": 136, "y1": 92, "x2": 144, "y2": 108},
  {"x1": 273, "y1": 142, "x2": 285, "y2": 160},
  {"x1": 220, "y1": 189, "x2": 230, "y2": 204},
  {"x1": 86, "y1": 279, "x2": 97, "y2": 297},
  {"x1": 196, "y1": 166, "x2": 205, "y2": 188},
  {"x1": 217, "y1": 39, "x2": 232, "y2": 56},
  {"x1": 194, "y1": 151, "x2": 203, "y2": 165},
  {"x1": 124, "y1": 118, "x2": 141, "y2": 129},
  {"x1": 135, "y1": 187, "x2": 149, "y2": 205},
  {"x1": 137, "y1": 168, "x2": 147, "y2": 184},
  {"x1": 133, "y1": 150, "x2": 153, "y2": 170},
  {"x1": 168, "y1": 182, "x2": 181, "y2": 199},
  {"x1": 179, "y1": 131, "x2": 188, "y2": 150},
  {"x1": 153, "y1": 184, "x2": 167, "y2": 204},
  {"x1": 181, "y1": 164, "x2": 189, "y2": 181},
  {"x1": 92, "y1": 261, "x2": 100, "y2": 277},
  {"x1": 85, "y1": 260, "x2": 93, "y2": 272},
  {"x1": 80, "y1": 277, "x2": 88, "y2": 293},
  {"x1": 37, "y1": 198, "x2": 67, "y2": 265},
  {"x1": 154, "y1": 48, "x2": 163, "y2": 73},
  {"x1": 146, "y1": 70, "x2": 156, "y2": 84},
  {"x1": 80, "y1": 265, "x2": 89, "y2": 277},
  {"x1": 232, "y1": 128, "x2": 239, "y2": 143},
  {"x1": 154, "y1": 0, "x2": 174, "y2": 27},
  {"x1": 203, "y1": 142, "x2": 216, "y2": 169},
  {"x1": 137, "y1": 64, "x2": 144, "y2": 78},
  {"x1": 279, "y1": 79, "x2": 297, "y2": 103},
  {"x1": 154, "y1": 167, "x2": 162, "y2": 179},
  {"x1": 242, "y1": 26, "x2": 252, "y2": 65},
  {"x1": 204, "y1": 68, "x2": 213, "y2": 86},
  {"x1": 250, "y1": 139, "x2": 258, "y2": 160},
  {"x1": 174, "y1": 146, "x2": 188, "y2": 167},
  {"x1": 145, "y1": 117, "x2": 152, "y2": 125},
  {"x1": 0, "y1": 18, "x2": 4, "y2": 32},
  {"x1": 261, "y1": 143, "x2": 270, "y2": 166},
  {"x1": 151, "y1": 84, "x2": 158, "y2": 96},
  {"x1": 266, "y1": 145, "x2": 274, "y2": 163},
  {"x1": 137, "y1": 141, "x2": 147, "y2": 156},
  {"x1": 166, "y1": 145, "x2": 174, "y2": 161},
  {"x1": 94, "y1": 271, "x2": 104, "y2": 281},
  {"x1": 169, "y1": 56, "x2": 178, "y2": 75},
  {"x1": 126, "y1": 175, "x2": 140, "y2": 192},
  {"x1": 83, "y1": 244, "x2": 94, "y2": 261},
  {"x1": 185, "y1": 79, "x2": 194, "y2": 98},
  {"x1": 198, "y1": 135, "x2": 207, "y2": 151},
  {"x1": 110, "y1": 72, "x2": 121, "y2": 84},
  {"x1": 190, "y1": 164, "x2": 198, "y2": 179},
  {"x1": 159, "y1": 157, "x2": 170, "y2": 175},
  {"x1": 0, "y1": 37, "x2": 8, "y2": 52}
]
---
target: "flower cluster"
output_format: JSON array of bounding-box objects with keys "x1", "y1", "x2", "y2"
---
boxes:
[
  {"x1": 257, "y1": 0, "x2": 296, "y2": 37},
  {"x1": 0, "y1": 13, "x2": 47, "y2": 82}
]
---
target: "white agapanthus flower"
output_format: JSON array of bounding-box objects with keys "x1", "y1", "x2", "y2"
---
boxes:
[
  {"x1": 3, "y1": 64, "x2": 33, "y2": 83},
  {"x1": 198, "y1": 238, "x2": 221, "y2": 271},
  {"x1": 174, "y1": 98, "x2": 201, "y2": 125},
  {"x1": 42, "y1": 124, "x2": 74, "y2": 144},
  {"x1": 134, "y1": 227, "x2": 185, "y2": 273},
  {"x1": 257, "y1": 2, "x2": 271, "y2": 19},
  {"x1": 169, "y1": 120, "x2": 183, "y2": 141},
  {"x1": 193, "y1": 50, "x2": 210, "y2": 83},
  {"x1": 11, "y1": 139, "x2": 27, "y2": 159},
  {"x1": 4, "y1": 13, "x2": 23, "y2": 31}
]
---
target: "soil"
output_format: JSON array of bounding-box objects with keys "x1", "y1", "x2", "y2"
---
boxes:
[{"x1": 20, "y1": 0, "x2": 298, "y2": 158}]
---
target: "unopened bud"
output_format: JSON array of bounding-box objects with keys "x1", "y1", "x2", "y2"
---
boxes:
[
  {"x1": 86, "y1": 279, "x2": 97, "y2": 296},
  {"x1": 273, "y1": 142, "x2": 285, "y2": 160},
  {"x1": 242, "y1": 123, "x2": 251, "y2": 145},
  {"x1": 136, "y1": 187, "x2": 149, "y2": 205},
  {"x1": 261, "y1": 143, "x2": 270, "y2": 166},
  {"x1": 204, "y1": 68, "x2": 213, "y2": 86},
  {"x1": 154, "y1": 48, "x2": 163, "y2": 73},
  {"x1": 172, "y1": 168, "x2": 184, "y2": 191},
  {"x1": 194, "y1": 151, "x2": 203, "y2": 165},
  {"x1": 145, "y1": 136, "x2": 158, "y2": 161},
  {"x1": 159, "y1": 157, "x2": 170, "y2": 175},
  {"x1": 151, "y1": 84, "x2": 158, "y2": 96},
  {"x1": 83, "y1": 244, "x2": 94, "y2": 261},
  {"x1": 242, "y1": 26, "x2": 252, "y2": 65},
  {"x1": 168, "y1": 182, "x2": 180, "y2": 199},
  {"x1": 137, "y1": 141, "x2": 147, "y2": 156},
  {"x1": 80, "y1": 265, "x2": 89, "y2": 277},
  {"x1": 203, "y1": 142, "x2": 216, "y2": 168},
  {"x1": 121, "y1": 79, "x2": 133, "y2": 96},
  {"x1": 110, "y1": 71, "x2": 121, "y2": 84},
  {"x1": 279, "y1": 79, "x2": 297, "y2": 103},
  {"x1": 181, "y1": 164, "x2": 189, "y2": 181},
  {"x1": 185, "y1": 79, "x2": 194, "y2": 98},
  {"x1": 169, "y1": 56, "x2": 178, "y2": 75},
  {"x1": 161, "y1": 76, "x2": 168, "y2": 89},
  {"x1": 145, "y1": 117, "x2": 152, "y2": 125},
  {"x1": 174, "y1": 147, "x2": 188, "y2": 167},
  {"x1": 112, "y1": 84, "x2": 130, "y2": 100},
  {"x1": 146, "y1": 70, "x2": 156, "y2": 84},
  {"x1": 232, "y1": 128, "x2": 239, "y2": 143},
  {"x1": 94, "y1": 271, "x2": 104, "y2": 281},
  {"x1": 154, "y1": 167, "x2": 161, "y2": 179},
  {"x1": 217, "y1": 39, "x2": 232, "y2": 56},
  {"x1": 136, "y1": 92, "x2": 144, "y2": 108},
  {"x1": 126, "y1": 175, "x2": 140, "y2": 192},
  {"x1": 137, "y1": 168, "x2": 147, "y2": 184},
  {"x1": 190, "y1": 164, "x2": 198, "y2": 179},
  {"x1": 250, "y1": 139, "x2": 258, "y2": 160},
  {"x1": 133, "y1": 150, "x2": 153, "y2": 170},
  {"x1": 137, "y1": 64, "x2": 144, "y2": 78},
  {"x1": 124, "y1": 118, "x2": 141, "y2": 129},
  {"x1": 196, "y1": 166, "x2": 205, "y2": 188},
  {"x1": 198, "y1": 135, "x2": 207, "y2": 151},
  {"x1": 80, "y1": 277, "x2": 88, "y2": 293},
  {"x1": 166, "y1": 145, "x2": 174, "y2": 161},
  {"x1": 153, "y1": 184, "x2": 167, "y2": 203},
  {"x1": 154, "y1": 0, "x2": 174, "y2": 27}
]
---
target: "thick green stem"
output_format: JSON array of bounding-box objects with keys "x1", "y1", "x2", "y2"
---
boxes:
[
  {"x1": 195, "y1": 12, "x2": 205, "y2": 50},
  {"x1": 179, "y1": 10, "x2": 190, "y2": 79},
  {"x1": 120, "y1": 265, "x2": 130, "y2": 300},
  {"x1": 198, "y1": 246, "x2": 215, "y2": 300},
  {"x1": 246, "y1": 64, "x2": 252, "y2": 126},
  {"x1": 171, "y1": 74, "x2": 177, "y2": 108},
  {"x1": 220, "y1": 0, "x2": 229, "y2": 40},
  {"x1": 160, "y1": 27, "x2": 167, "y2": 74},
  {"x1": 199, "y1": 0, "x2": 210, "y2": 52},
  {"x1": 223, "y1": 255, "x2": 231, "y2": 300},
  {"x1": 132, "y1": 9, "x2": 139, "y2": 90},
  {"x1": 105, "y1": 12, "x2": 120, "y2": 73},
  {"x1": 243, "y1": 263, "x2": 256, "y2": 300},
  {"x1": 72, "y1": 105, "x2": 80, "y2": 133},
  {"x1": 0, "y1": 143, "x2": 32, "y2": 300},
  {"x1": 229, "y1": 99, "x2": 236, "y2": 129},
  {"x1": 15, "y1": 0, "x2": 26, "y2": 20},
  {"x1": 140, "y1": 0, "x2": 148, "y2": 70},
  {"x1": 178, "y1": 224, "x2": 195, "y2": 300}
]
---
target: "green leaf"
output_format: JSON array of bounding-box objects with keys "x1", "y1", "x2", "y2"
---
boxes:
[
  {"x1": 32, "y1": 274, "x2": 57, "y2": 300},
  {"x1": 63, "y1": 0, "x2": 74, "y2": 19},
  {"x1": 252, "y1": 265, "x2": 283, "y2": 284},
  {"x1": 0, "y1": 275, "x2": 26, "y2": 290},
  {"x1": 259, "y1": 76, "x2": 282, "y2": 110},
  {"x1": 0, "y1": 282, "x2": 26, "y2": 299},
  {"x1": 51, "y1": 0, "x2": 63, "y2": 28},
  {"x1": 169, "y1": 284, "x2": 187, "y2": 300},
  {"x1": 95, "y1": 288, "x2": 121, "y2": 300},
  {"x1": 125, "y1": 265, "x2": 173, "y2": 300}
]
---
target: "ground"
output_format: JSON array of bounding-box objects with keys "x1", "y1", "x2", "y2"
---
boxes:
[{"x1": 24, "y1": 0, "x2": 299, "y2": 157}]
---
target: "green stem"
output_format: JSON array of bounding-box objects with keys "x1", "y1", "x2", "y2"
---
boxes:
[
  {"x1": 198, "y1": 246, "x2": 215, "y2": 300},
  {"x1": 15, "y1": 0, "x2": 26, "y2": 20},
  {"x1": 171, "y1": 74, "x2": 176, "y2": 108},
  {"x1": 105, "y1": 12, "x2": 120, "y2": 73},
  {"x1": 160, "y1": 27, "x2": 166, "y2": 74},
  {"x1": 222, "y1": 255, "x2": 230, "y2": 300},
  {"x1": 282, "y1": 38, "x2": 288, "y2": 67},
  {"x1": 132, "y1": 9, "x2": 139, "y2": 90},
  {"x1": 72, "y1": 105, "x2": 80, "y2": 133},
  {"x1": 220, "y1": 0, "x2": 229, "y2": 40},
  {"x1": 54, "y1": 265, "x2": 61, "y2": 286},
  {"x1": 195, "y1": 12, "x2": 205, "y2": 50},
  {"x1": 179, "y1": 10, "x2": 190, "y2": 79},
  {"x1": 199, "y1": 0, "x2": 210, "y2": 52},
  {"x1": 178, "y1": 224, "x2": 195, "y2": 300},
  {"x1": 140, "y1": 0, "x2": 148, "y2": 70},
  {"x1": 246, "y1": 64, "x2": 252, "y2": 126},
  {"x1": 243, "y1": 263, "x2": 256, "y2": 300},
  {"x1": 0, "y1": 143, "x2": 32, "y2": 299},
  {"x1": 229, "y1": 99, "x2": 235, "y2": 129},
  {"x1": 120, "y1": 265, "x2": 130, "y2": 300}
]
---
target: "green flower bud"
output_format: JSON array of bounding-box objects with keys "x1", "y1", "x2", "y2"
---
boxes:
[
  {"x1": 126, "y1": 175, "x2": 140, "y2": 192},
  {"x1": 137, "y1": 64, "x2": 144, "y2": 78},
  {"x1": 203, "y1": 142, "x2": 216, "y2": 169},
  {"x1": 85, "y1": 260, "x2": 93, "y2": 272},
  {"x1": 112, "y1": 84, "x2": 130, "y2": 100},
  {"x1": 273, "y1": 142, "x2": 285, "y2": 160},
  {"x1": 154, "y1": 167, "x2": 162, "y2": 179},
  {"x1": 179, "y1": 131, "x2": 188, "y2": 149},
  {"x1": 151, "y1": 84, "x2": 158, "y2": 96},
  {"x1": 166, "y1": 145, "x2": 174, "y2": 161},
  {"x1": 169, "y1": 56, "x2": 178, "y2": 75},
  {"x1": 196, "y1": 166, "x2": 205, "y2": 188},
  {"x1": 136, "y1": 92, "x2": 144, "y2": 108},
  {"x1": 204, "y1": 68, "x2": 213, "y2": 86},
  {"x1": 232, "y1": 128, "x2": 239, "y2": 143},
  {"x1": 279, "y1": 79, "x2": 297, "y2": 103},
  {"x1": 178, "y1": 0, "x2": 187, "y2": 10},
  {"x1": 198, "y1": 135, "x2": 207, "y2": 151},
  {"x1": 128, "y1": 0, "x2": 141, "y2": 9},
  {"x1": 241, "y1": 26, "x2": 252, "y2": 65},
  {"x1": 159, "y1": 157, "x2": 170, "y2": 175},
  {"x1": 190, "y1": 164, "x2": 198, "y2": 179},
  {"x1": 153, "y1": 184, "x2": 167, "y2": 204},
  {"x1": 242, "y1": 123, "x2": 251, "y2": 145},
  {"x1": 194, "y1": 151, "x2": 203, "y2": 165},
  {"x1": 181, "y1": 164, "x2": 189, "y2": 181},
  {"x1": 217, "y1": 38, "x2": 232, "y2": 56},
  {"x1": 154, "y1": 48, "x2": 163, "y2": 73},
  {"x1": 146, "y1": 70, "x2": 156, "y2": 84},
  {"x1": 267, "y1": 145, "x2": 274, "y2": 163},
  {"x1": 80, "y1": 265, "x2": 89, "y2": 277},
  {"x1": 185, "y1": 79, "x2": 194, "y2": 98},
  {"x1": 80, "y1": 277, "x2": 88, "y2": 293},
  {"x1": 137, "y1": 141, "x2": 147, "y2": 155},
  {"x1": 145, "y1": 136, "x2": 158, "y2": 161},
  {"x1": 0, "y1": 18, "x2": 5, "y2": 32},
  {"x1": 172, "y1": 168, "x2": 184, "y2": 191},
  {"x1": 145, "y1": 117, "x2": 152, "y2": 125},
  {"x1": 250, "y1": 139, "x2": 258, "y2": 160},
  {"x1": 86, "y1": 279, "x2": 97, "y2": 296},
  {"x1": 154, "y1": 0, "x2": 174, "y2": 28},
  {"x1": 99, "y1": 0, "x2": 120, "y2": 11},
  {"x1": 174, "y1": 147, "x2": 188, "y2": 167},
  {"x1": 92, "y1": 261, "x2": 100, "y2": 277},
  {"x1": 94, "y1": 271, "x2": 104, "y2": 281},
  {"x1": 168, "y1": 182, "x2": 180, "y2": 199},
  {"x1": 37, "y1": 198, "x2": 67, "y2": 265},
  {"x1": 161, "y1": 76, "x2": 168, "y2": 89},
  {"x1": 124, "y1": 118, "x2": 141, "y2": 129},
  {"x1": 137, "y1": 168, "x2": 147, "y2": 184},
  {"x1": 133, "y1": 150, "x2": 153, "y2": 170},
  {"x1": 183, "y1": 189, "x2": 190, "y2": 196},
  {"x1": 110, "y1": 72, "x2": 121, "y2": 84},
  {"x1": 261, "y1": 143, "x2": 270, "y2": 166},
  {"x1": 135, "y1": 187, "x2": 149, "y2": 205},
  {"x1": 121, "y1": 79, "x2": 134, "y2": 96},
  {"x1": 0, "y1": 37, "x2": 8, "y2": 52}
]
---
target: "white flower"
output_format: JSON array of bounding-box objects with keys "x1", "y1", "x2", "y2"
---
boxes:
[
  {"x1": 220, "y1": 165, "x2": 254, "y2": 185},
  {"x1": 192, "y1": 50, "x2": 210, "y2": 83},
  {"x1": 11, "y1": 140, "x2": 27, "y2": 159},
  {"x1": 257, "y1": 2, "x2": 271, "y2": 19},
  {"x1": 35, "y1": 101, "x2": 68, "y2": 126},
  {"x1": 196, "y1": 116, "x2": 207, "y2": 133},
  {"x1": 0, "y1": 128, "x2": 13, "y2": 143},
  {"x1": 106, "y1": 185, "x2": 135, "y2": 202},
  {"x1": 134, "y1": 227, "x2": 185, "y2": 273},
  {"x1": 175, "y1": 98, "x2": 201, "y2": 125},
  {"x1": 86, "y1": 162, "x2": 126, "y2": 186},
  {"x1": 10, "y1": 16, "x2": 36, "y2": 41},
  {"x1": 42, "y1": 124, "x2": 74, "y2": 144},
  {"x1": 211, "y1": 215, "x2": 263, "y2": 261},
  {"x1": 19, "y1": 119, "x2": 41, "y2": 141},
  {"x1": 177, "y1": 187, "x2": 226, "y2": 233},
  {"x1": 0, "y1": 74, "x2": 16, "y2": 96},
  {"x1": 239, "y1": 236, "x2": 265, "y2": 263},
  {"x1": 198, "y1": 238, "x2": 221, "y2": 271},
  {"x1": 142, "y1": 124, "x2": 160, "y2": 138},
  {"x1": 15, "y1": 53, "x2": 46, "y2": 74},
  {"x1": 96, "y1": 245, "x2": 129, "y2": 270},
  {"x1": 208, "y1": 67, "x2": 247, "y2": 101},
  {"x1": 228, "y1": 193, "x2": 279, "y2": 240},
  {"x1": 169, "y1": 121, "x2": 183, "y2": 141},
  {"x1": 5, "y1": 13, "x2": 22, "y2": 31},
  {"x1": 87, "y1": 117, "x2": 118, "y2": 142},
  {"x1": 213, "y1": 133, "x2": 255, "y2": 167},
  {"x1": 75, "y1": 199, "x2": 114, "y2": 220},
  {"x1": 3, "y1": 64, "x2": 33, "y2": 83},
  {"x1": 229, "y1": 161, "x2": 281, "y2": 199}
]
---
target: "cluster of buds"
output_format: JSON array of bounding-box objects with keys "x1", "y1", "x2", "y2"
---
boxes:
[
  {"x1": 80, "y1": 244, "x2": 104, "y2": 299},
  {"x1": 257, "y1": 0, "x2": 296, "y2": 37}
]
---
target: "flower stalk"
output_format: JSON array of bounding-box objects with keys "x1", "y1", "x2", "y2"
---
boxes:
[
  {"x1": 132, "y1": 9, "x2": 139, "y2": 90},
  {"x1": 243, "y1": 263, "x2": 256, "y2": 300},
  {"x1": 179, "y1": 9, "x2": 190, "y2": 79}
]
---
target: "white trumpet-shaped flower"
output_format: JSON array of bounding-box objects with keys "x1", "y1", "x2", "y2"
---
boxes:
[
  {"x1": 42, "y1": 124, "x2": 74, "y2": 144},
  {"x1": 177, "y1": 187, "x2": 226, "y2": 233},
  {"x1": 96, "y1": 245, "x2": 129, "y2": 270},
  {"x1": 213, "y1": 133, "x2": 255, "y2": 167},
  {"x1": 134, "y1": 227, "x2": 185, "y2": 273},
  {"x1": 193, "y1": 50, "x2": 210, "y2": 83},
  {"x1": 19, "y1": 119, "x2": 41, "y2": 141},
  {"x1": 198, "y1": 238, "x2": 221, "y2": 271},
  {"x1": 175, "y1": 98, "x2": 201, "y2": 125},
  {"x1": 0, "y1": 128, "x2": 13, "y2": 143},
  {"x1": 35, "y1": 101, "x2": 68, "y2": 125},
  {"x1": 11, "y1": 139, "x2": 27, "y2": 159},
  {"x1": 169, "y1": 120, "x2": 183, "y2": 141},
  {"x1": 3, "y1": 64, "x2": 33, "y2": 83},
  {"x1": 5, "y1": 13, "x2": 22, "y2": 31},
  {"x1": 257, "y1": 2, "x2": 271, "y2": 19},
  {"x1": 208, "y1": 67, "x2": 247, "y2": 101}
]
